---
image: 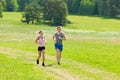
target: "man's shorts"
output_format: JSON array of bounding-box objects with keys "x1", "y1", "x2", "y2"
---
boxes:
[{"x1": 54, "y1": 44, "x2": 63, "y2": 51}]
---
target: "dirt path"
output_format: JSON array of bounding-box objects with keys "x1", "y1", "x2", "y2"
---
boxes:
[{"x1": 0, "y1": 47, "x2": 120, "y2": 80}]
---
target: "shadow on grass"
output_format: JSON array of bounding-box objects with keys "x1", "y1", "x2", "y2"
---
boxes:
[
  {"x1": 45, "y1": 64, "x2": 55, "y2": 67},
  {"x1": 24, "y1": 63, "x2": 33, "y2": 65}
]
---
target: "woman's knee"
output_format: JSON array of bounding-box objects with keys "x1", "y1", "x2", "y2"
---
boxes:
[{"x1": 42, "y1": 51, "x2": 45, "y2": 57}]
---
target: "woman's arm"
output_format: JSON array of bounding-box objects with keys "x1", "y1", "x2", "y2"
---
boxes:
[
  {"x1": 44, "y1": 36, "x2": 47, "y2": 44},
  {"x1": 35, "y1": 37, "x2": 39, "y2": 43}
]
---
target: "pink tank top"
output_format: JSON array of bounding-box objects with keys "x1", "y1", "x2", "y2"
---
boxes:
[{"x1": 38, "y1": 37, "x2": 45, "y2": 47}]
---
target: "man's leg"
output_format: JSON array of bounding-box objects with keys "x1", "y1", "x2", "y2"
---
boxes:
[{"x1": 56, "y1": 49, "x2": 61, "y2": 65}]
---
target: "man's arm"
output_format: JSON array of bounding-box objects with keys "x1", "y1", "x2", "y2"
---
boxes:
[
  {"x1": 62, "y1": 33, "x2": 67, "y2": 40},
  {"x1": 59, "y1": 33, "x2": 67, "y2": 40},
  {"x1": 52, "y1": 33, "x2": 56, "y2": 40}
]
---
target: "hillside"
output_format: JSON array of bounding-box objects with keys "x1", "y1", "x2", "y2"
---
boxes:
[{"x1": 0, "y1": 12, "x2": 120, "y2": 80}]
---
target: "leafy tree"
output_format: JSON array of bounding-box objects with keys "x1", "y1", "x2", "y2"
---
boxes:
[
  {"x1": 0, "y1": 0, "x2": 5, "y2": 9},
  {"x1": 38, "y1": 0, "x2": 68, "y2": 25},
  {"x1": 72, "y1": 0, "x2": 81, "y2": 13},
  {"x1": 0, "y1": 3, "x2": 3, "y2": 18},
  {"x1": 65, "y1": 0, "x2": 75, "y2": 13},
  {"x1": 17, "y1": 0, "x2": 30, "y2": 11},
  {"x1": 21, "y1": 3, "x2": 43, "y2": 24},
  {"x1": 17, "y1": 0, "x2": 40, "y2": 11},
  {"x1": 79, "y1": 0, "x2": 96, "y2": 15},
  {"x1": 93, "y1": 0, "x2": 98, "y2": 15},
  {"x1": 6, "y1": 0, "x2": 18, "y2": 11},
  {"x1": 108, "y1": 0, "x2": 120, "y2": 17},
  {"x1": 65, "y1": 0, "x2": 81, "y2": 13},
  {"x1": 98, "y1": 0, "x2": 120, "y2": 17},
  {"x1": 98, "y1": 0, "x2": 109, "y2": 16},
  {"x1": 0, "y1": 0, "x2": 5, "y2": 18}
]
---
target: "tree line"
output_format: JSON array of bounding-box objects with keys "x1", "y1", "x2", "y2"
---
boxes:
[
  {"x1": 66, "y1": 0, "x2": 120, "y2": 17},
  {"x1": 0, "y1": 0, "x2": 120, "y2": 25},
  {"x1": 0, "y1": 0, "x2": 120, "y2": 16}
]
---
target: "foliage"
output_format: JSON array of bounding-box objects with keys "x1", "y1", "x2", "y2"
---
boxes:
[
  {"x1": 21, "y1": 3, "x2": 43, "y2": 24},
  {"x1": 0, "y1": 3, "x2": 3, "y2": 18},
  {"x1": 5, "y1": 0, "x2": 18, "y2": 11},
  {"x1": 0, "y1": 0, "x2": 5, "y2": 18},
  {"x1": 38, "y1": 0, "x2": 68, "y2": 26},
  {"x1": 98, "y1": 0, "x2": 120, "y2": 17},
  {"x1": 65, "y1": 0, "x2": 81, "y2": 13},
  {"x1": 79, "y1": 0, "x2": 96, "y2": 15},
  {"x1": 21, "y1": 0, "x2": 68, "y2": 26},
  {"x1": 17, "y1": 0, "x2": 30, "y2": 11}
]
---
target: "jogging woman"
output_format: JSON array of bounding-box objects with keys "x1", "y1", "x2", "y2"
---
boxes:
[{"x1": 35, "y1": 30, "x2": 46, "y2": 66}]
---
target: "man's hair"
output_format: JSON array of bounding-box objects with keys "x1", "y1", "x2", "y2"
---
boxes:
[{"x1": 57, "y1": 26, "x2": 62, "y2": 30}]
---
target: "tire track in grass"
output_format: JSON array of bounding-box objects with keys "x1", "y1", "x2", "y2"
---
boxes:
[
  {"x1": 0, "y1": 47, "x2": 76, "y2": 80},
  {"x1": 46, "y1": 55, "x2": 120, "y2": 80},
  {"x1": 34, "y1": 65, "x2": 64, "y2": 80},
  {"x1": 0, "y1": 47, "x2": 94, "y2": 80},
  {"x1": 34, "y1": 61, "x2": 76, "y2": 80},
  {"x1": 45, "y1": 57, "x2": 95, "y2": 80},
  {"x1": 64, "y1": 60, "x2": 120, "y2": 80},
  {"x1": 46, "y1": 67, "x2": 77, "y2": 80},
  {"x1": 0, "y1": 47, "x2": 120, "y2": 80}
]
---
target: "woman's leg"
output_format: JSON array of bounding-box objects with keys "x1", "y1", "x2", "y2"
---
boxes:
[
  {"x1": 41, "y1": 50, "x2": 45, "y2": 66},
  {"x1": 36, "y1": 51, "x2": 41, "y2": 64},
  {"x1": 37, "y1": 51, "x2": 41, "y2": 59},
  {"x1": 41, "y1": 50, "x2": 45, "y2": 63}
]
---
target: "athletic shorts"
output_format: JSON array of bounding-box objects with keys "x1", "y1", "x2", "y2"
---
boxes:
[
  {"x1": 38, "y1": 46, "x2": 45, "y2": 51},
  {"x1": 54, "y1": 44, "x2": 63, "y2": 51}
]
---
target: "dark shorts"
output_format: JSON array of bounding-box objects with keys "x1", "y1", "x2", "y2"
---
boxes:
[
  {"x1": 38, "y1": 46, "x2": 45, "y2": 51},
  {"x1": 54, "y1": 44, "x2": 63, "y2": 51}
]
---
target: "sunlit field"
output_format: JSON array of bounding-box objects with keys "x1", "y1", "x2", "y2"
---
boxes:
[{"x1": 0, "y1": 12, "x2": 120, "y2": 80}]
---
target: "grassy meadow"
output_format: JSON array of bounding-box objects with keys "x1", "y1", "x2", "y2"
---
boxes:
[{"x1": 0, "y1": 12, "x2": 120, "y2": 80}]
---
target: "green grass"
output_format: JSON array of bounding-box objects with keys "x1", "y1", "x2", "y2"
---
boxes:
[
  {"x1": 67, "y1": 15, "x2": 120, "y2": 32},
  {"x1": 0, "y1": 12, "x2": 120, "y2": 80},
  {"x1": 0, "y1": 54, "x2": 55, "y2": 80}
]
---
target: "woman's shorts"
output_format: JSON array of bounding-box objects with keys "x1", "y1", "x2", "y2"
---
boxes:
[
  {"x1": 38, "y1": 46, "x2": 45, "y2": 51},
  {"x1": 54, "y1": 44, "x2": 63, "y2": 51}
]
